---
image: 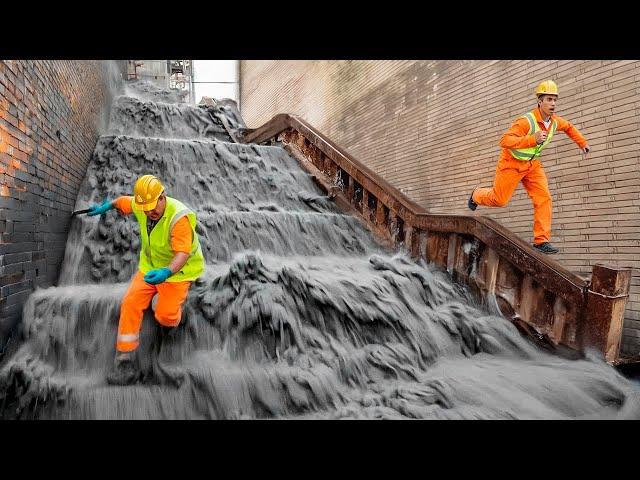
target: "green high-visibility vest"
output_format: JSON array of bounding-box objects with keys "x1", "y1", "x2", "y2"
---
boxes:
[
  {"x1": 509, "y1": 110, "x2": 557, "y2": 161},
  {"x1": 132, "y1": 196, "x2": 205, "y2": 282}
]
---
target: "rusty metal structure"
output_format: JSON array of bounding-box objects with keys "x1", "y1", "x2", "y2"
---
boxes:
[
  {"x1": 238, "y1": 114, "x2": 634, "y2": 365},
  {"x1": 169, "y1": 60, "x2": 194, "y2": 104},
  {"x1": 124, "y1": 61, "x2": 193, "y2": 102}
]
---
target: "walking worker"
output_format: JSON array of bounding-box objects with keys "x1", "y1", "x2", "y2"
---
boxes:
[
  {"x1": 468, "y1": 80, "x2": 590, "y2": 254},
  {"x1": 87, "y1": 174, "x2": 205, "y2": 385}
]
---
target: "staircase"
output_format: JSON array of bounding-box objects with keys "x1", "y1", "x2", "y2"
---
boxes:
[{"x1": 0, "y1": 80, "x2": 637, "y2": 420}]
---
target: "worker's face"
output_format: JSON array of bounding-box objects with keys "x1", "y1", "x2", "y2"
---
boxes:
[
  {"x1": 538, "y1": 94, "x2": 557, "y2": 117},
  {"x1": 145, "y1": 195, "x2": 166, "y2": 221}
]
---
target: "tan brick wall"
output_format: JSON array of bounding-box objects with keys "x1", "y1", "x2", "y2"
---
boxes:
[{"x1": 240, "y1": 60, "x2": 640, "y2": 355}]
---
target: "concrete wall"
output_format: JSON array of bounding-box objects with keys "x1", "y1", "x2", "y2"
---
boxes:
[
  {"x1": 239, "y1": 60, "x2": 640, "y2": 355},
  {"x1": 0, "y1": 60, "x2": 123, "y2": 348}
]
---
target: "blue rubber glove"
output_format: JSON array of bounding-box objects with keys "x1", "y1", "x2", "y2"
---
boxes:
[
  {"x1": 87, "y1": 199, "x2": 114, "y2": 216},
  {"x1": 144, "y1": 267, "x2": 172, "y2": 285}
]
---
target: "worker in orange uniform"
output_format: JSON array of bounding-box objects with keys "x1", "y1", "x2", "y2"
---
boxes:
[
  {"x1": 468, "y1": 80, "x2": 590, "y2": 254},
  {"x1": 87, "y1": 175, "x2": 205, "y2": 385}
]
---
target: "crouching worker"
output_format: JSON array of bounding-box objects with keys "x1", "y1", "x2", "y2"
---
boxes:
[{"x1": 87, "y1": 174, "x2": 205, "y2": 385}]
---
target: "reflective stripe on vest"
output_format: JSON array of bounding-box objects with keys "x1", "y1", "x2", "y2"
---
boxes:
[
  {"x1": 132, "y1": 196, "x2": 206, "y2": 282},
  {"x1": 118, "y1": 333, "x2": 139, "y2": 343},
  {"x1": 509, "y1": 111, "x2": 557, "y2": 161},
  {"x1": 169, "y1": 208, "x2": 202, "y2": 257}
]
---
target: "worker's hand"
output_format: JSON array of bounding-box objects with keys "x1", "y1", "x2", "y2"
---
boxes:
[
  {"x1": 582, "y1": 144, "x2": 590, "y2": 159},
  {"x1": 144, "y1": 267, "x2": 172, "y2": 285},
  {"x1": 534, "y1": 131, "x2": 547, "y2": 144},
  {"x1": 87, "y1": 199, "x2": 114, "y2": 216}
]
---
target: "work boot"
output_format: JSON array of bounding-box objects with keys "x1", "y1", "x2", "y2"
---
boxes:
[
  {"x1": 533, "y1": 242, "x2": 559, "y2": 254},
  {"x1": 149, "y1": 325, "x2": 184, "y2": 388},
  {"x1": 160, "y1": 325, "x2": 176, "y2": 339},
  {"x1": 468, "y1": 189, "x2": 478, "y2": 211},
  {"x1": 106, "y1": 351, "x2": 139, "y2": 386}
]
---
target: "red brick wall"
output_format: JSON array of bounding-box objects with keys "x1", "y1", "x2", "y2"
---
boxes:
[
  {"x1": 0, "y1": 60, "x2": 122, "y2": 346},
  {"x1": 240, "y1": 60, "x2": 640, "y2": 355}
]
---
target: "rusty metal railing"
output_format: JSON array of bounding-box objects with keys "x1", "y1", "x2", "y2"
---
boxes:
[{"x1": 238, "y1": 114, "x2": 632, "y2": 363}]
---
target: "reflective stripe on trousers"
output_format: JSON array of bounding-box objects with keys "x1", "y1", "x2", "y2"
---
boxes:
[{"x1": 116, "y1": 270, "x2": 192, "y2": 353}]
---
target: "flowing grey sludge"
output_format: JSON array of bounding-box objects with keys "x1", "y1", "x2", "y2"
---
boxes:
[{"x1": 1, "y1": 80, "x2": 639, "y2": 420}]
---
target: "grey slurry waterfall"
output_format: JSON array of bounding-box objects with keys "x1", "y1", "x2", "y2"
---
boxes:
[{"x1": 1, "y1": 80, "x2": 639, "y2": 419}]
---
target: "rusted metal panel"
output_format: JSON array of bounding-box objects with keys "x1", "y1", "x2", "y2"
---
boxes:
[
  {"x1": 519, "y1": 277, "x2": 570, "y2": 346},
  {"x1": 552, "y1": 296, "x2": 570, "y2": 346},
  {"x1": 366, "y1": 193, "x2": 378, "y2": 224},
  {"x1": 450, "y1": 234, "x2": 478, "y2": 286},
  {"x1": 346, "y1": 175, "x2": 355, "y2": 205},
  {"x1": 240, "y1": 114, "x2": 634, "y2": 363},
  {"x1": 239, "y1": 113, "x2": 289, "y2": 144},
  {"x1": 281, "y1": 143, "x2": 352, "y2": 214},
  {"x1": 353, "y1": 180, "x2": 364, "y2": 214},
  {"x1": 375, "y1": 202, "x2": 388, "y2": 228},
  {"x1": 395, "y1": 216, "x2": 405, "y2": 247},
  {"x1": 494, "y1": 256, "x2": 523, "y2": 321},
  {"x1": 474, "y1": 246, "x2": 497, "y2": 293},
  {"x1": 446, "y1": 233, "x2": 458, "y2": 275},
  {"x1": 583, "y1": 265, "x2": 633, "y2": 362},
  {"x1": 418, "y1": 230, "x2": 429, "y2": 262},
  {"x1": 362, "y1": 190, "x2": 371, "y2": 223},
  {"x1": 472, "y1": 219, "x2": 585, "y2": 306},
  {"x1": 405, "y1": 226, "x2": 420, "y2": 258},
  {"x1": 324, "y1": 155, "x2": 337, "y2": 177},
  {"x1": 388, "y1": 212, "x2": 398, "y2": 245},
  {"x1": 426, "y1": 232, "x2": 449, "y2": 269}
]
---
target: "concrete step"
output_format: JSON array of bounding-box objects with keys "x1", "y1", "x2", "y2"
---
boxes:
[
  {"x1": 4, "y1": 252, "x2": 530, "y2": 419},
  {"x1": 58, "y1": 207, "x2": 381, "y2": 285},
  {"x1": 109, "y1": 95, "x2": 233, "y2": 141}
]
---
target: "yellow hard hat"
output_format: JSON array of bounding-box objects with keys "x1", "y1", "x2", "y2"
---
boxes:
[
  {"x1": 133, "y1": 174, "x2": 165, "y2": 211},
  {"x1": 535, "y1": 80, "x2": 559, "y2": 97}
]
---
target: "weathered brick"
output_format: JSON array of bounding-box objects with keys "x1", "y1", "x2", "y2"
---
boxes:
[
  {"x1": 0, "y1": 279, "x2": 33, "y2": 298},
  {"x1": 0, "y1": 304, "x2": 23, "y2": 319},
  {"x1": 0, "y1": 271, "x2": 25, "y2": 287},
  {"x1": 0, "y1": 289, "x2": 31, "y2": 308},
  {"x1": 0, "y1": 60, "x2": 126, "y2": 341}
]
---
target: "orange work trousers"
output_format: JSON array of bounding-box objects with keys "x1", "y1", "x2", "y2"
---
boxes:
[
  {"x1": 116, "y1": 270, "x2": 192, "y2": 352},
  {"x1": 472, "y1": 156, "x2": 552, "y2": 245}
]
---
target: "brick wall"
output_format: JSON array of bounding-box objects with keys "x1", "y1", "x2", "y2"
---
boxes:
[
  {"x1": 0, "y1": 60, "x2": 123, "y2": 348},
  {"x1": 239, "y1": 60, "x2": 640, "y2": 355}
]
